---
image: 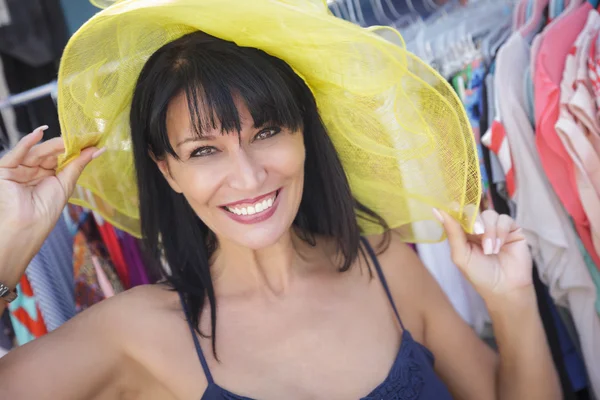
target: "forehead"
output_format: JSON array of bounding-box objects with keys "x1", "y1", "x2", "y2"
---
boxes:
[{"x1": 166, "y1": 92, "x2": 254, "y2": 141}]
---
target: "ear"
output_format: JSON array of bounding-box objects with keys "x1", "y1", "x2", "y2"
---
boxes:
[{"x1": 150, "y1": 152, "x2": 183, "y2": 194}]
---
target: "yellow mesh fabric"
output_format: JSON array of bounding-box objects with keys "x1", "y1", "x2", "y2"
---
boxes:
[{"x1": 57, "y1": 0, "x2": 481, "y2": 241}]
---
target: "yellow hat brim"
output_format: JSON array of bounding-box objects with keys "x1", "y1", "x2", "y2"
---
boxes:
[{"x1": 57, "y1": 0, "x2": 481, "y2": 241}]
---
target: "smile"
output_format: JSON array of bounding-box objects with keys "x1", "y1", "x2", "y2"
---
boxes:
[{"x1": 220, "y1": 189, "x2": 281, "y2": 224}]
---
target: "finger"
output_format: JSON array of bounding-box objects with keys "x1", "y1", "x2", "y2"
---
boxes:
[
  {"x1": 0, "y1": 126, "x2": 48, "y2": 168},
  {"x1": 22, "y1": 137, "x2": 65, "y2": 167},
  {"x1": 494, "y1": 214, "x2": 516, "y2": 254},
  {"x1": 480, "y1": 210, "x2": 499, "y2": 255},
  {"x1": 55, "y1": 147, "x2": 104, "y2": 199},
  {"x1": 433, "y1": 208, "x2": 469, "y2": 267}
]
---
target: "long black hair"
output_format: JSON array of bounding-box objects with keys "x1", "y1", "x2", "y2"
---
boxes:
[{"x1": 130, "y1": 31, "x2": 389, "y2": 357}]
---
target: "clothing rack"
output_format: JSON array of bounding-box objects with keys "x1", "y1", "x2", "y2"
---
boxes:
[
  {"x1": 0, "y1": 80, "x2": 58, "y2": 148},
  {"x1": 0, "y1": 80, "x2": 57, "y2": 111}
]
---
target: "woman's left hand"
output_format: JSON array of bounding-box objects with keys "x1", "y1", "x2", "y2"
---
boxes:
[{"x1": 433, "y1": 209, "x2": 532, "y2": 301}]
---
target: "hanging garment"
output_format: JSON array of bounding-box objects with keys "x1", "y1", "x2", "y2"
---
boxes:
[
  {"x1": 7, "y1": 275, "x2": 48, "y2": 345},
  {"x1": 94, "y1": 214, "x2": 130, "y2": 289},
  {"x1": 118, "y1": 231, "x2": 150, "y2": 287},
  {"x1": 496, "y1": 31, "x2": 600, "y2": 395},
  {"x1": 0, "y1": 311, "x2": 14, "y2": 353},
  {"x1": 0, "y1": 0, "x2": 68, "y2": 140},
  {"x1": 480, "y1": 68, "x2": 515, "y2": 217},
  {"x1": 24, "y1": 214, "x2": 76, "y2": 332},
  {"x1": 73, "y1": 231, "x2": 106, "y2": 312},
  {"x1": 452, "y1": 60, "x2": 493, "y2": 210},
  {"x1": 416, "y1": 241, "x2": 489, "y2": 334},
  {"x1": 92, "y1": 256, "x2": 115, "y2": 298},
  {"x1": 555, "y1": 9, "x2": 600, "y2": 263},
  {"x1": 588, "y1": 31, "x2": 600, "y2": 112},
  {"x1": 533, "y1": 3, "x2": 600, "y2": 271},
  {"x1": 0, "y1": 57, "x2": 18, "y2": 147}
]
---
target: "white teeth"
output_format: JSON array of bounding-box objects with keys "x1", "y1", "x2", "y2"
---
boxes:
[{"x1": 225, "y1": 192, "x2": 278, "y2": 216}]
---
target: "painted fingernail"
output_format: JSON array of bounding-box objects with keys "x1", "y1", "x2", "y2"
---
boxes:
[
  {"x1": 474, "y1": 221, "x2": 485, "y2": 235},
  {"x1": 92, "y1": 147, "x2": 107, "y2": 159},
  {"x1": 432, "y1": 208, "x2": 444, "y2": 223},
  {"x1": 494, "y1": 238, "x2": 502, "y2": 254},
  {"x1": 483, "y1": 238, "x2": 493, "y2": 255}
]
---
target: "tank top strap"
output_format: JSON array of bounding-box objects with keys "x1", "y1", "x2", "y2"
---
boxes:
[
  {"x1": 177, "y1": 291, "x2": 215, "y2": 384},
  {"x1": 360, "y1": 237, "x2": 406, "y2": 331}
]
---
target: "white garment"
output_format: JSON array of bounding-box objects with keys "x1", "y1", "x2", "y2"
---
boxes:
[
  {"x1": 416, "y1": 241, "x2": 489, "y2": 334},
  {"x1": 496, "y1": 32, "x2": 600, "y2": 394}
]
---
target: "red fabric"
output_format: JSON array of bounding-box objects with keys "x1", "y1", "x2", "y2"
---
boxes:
[
  {"x1": 96, "y1": 219, "x2": 130, "y2": 289},
  {"x1": 12, "y1": 276, "x2": 48, "y2": 338},
  {"x1": 534, "y1": 3, "x2": 600, "y2": 268},
  {"x1": 488, "y1": 121, "x2": 516, "y2": 197}
]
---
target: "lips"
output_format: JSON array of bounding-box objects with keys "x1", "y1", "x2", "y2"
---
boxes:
[{"x1": 220, "y1": 189, "x2": 280, "y2": 216}]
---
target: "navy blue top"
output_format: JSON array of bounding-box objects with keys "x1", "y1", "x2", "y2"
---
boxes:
[{"x1": 179, "y1": 238, "x2": 454, "y2": 399}]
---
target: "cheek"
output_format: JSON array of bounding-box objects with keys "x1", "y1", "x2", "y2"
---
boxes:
[
  {"x1": 260, "y1": 135, "x2": 305, "y2": 177},
  {"x1": 168, "y1": 163, "x2": 225, "y2": 207}
]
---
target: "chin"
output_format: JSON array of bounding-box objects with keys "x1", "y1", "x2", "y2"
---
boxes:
[{"x1": 230, "y1": 224, "x2": 291, "y2": 249}]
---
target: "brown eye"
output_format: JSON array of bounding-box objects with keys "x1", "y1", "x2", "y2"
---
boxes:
[
  {"x1": 254, "y1": 127, "x2": 281, "y2": 141},
  {"x1": 191, "y1": 146, "x2": 218, "y2": 157}
]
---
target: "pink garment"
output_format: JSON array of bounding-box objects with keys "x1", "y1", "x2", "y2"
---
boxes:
[
  {"x1": 496, "y1": 32, "x2": 600, "y2": 392},
  {"x1": 555, "y1": 10, "x2": 600, "y2": 266},
  {"x1": 589, "y1": 32, "x2": 600, "y2": 132},
  {"x1": 92, "y1": 256, "x2": 115, "y2": 298},
  {"x1": 534, "y1": 2, "x2": 599, "y2": 267}
]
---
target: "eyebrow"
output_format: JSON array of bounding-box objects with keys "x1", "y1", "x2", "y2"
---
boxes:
[{"x1": 176, "y1": 135, "x2": 215, "y2": 148}]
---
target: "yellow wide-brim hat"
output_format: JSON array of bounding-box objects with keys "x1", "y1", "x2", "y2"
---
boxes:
[{"x1": 57, "y1": 0, "x2": 481, "y2": 242}]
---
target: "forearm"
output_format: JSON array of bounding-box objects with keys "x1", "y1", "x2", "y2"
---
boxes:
[
  {"x1": 486, "y1": 287, "x2": 561, "y2": 400},
  {"x1": 0, "y1": 228, "x2": 42, "y2": 308}
]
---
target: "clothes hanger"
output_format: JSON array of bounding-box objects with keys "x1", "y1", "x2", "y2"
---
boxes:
[
  {"x1": 334, "y1": 0, "x2": 352, "y2": 21},
  {"x1": 518, "y1": 0, "x2": 549, "y2": 43},
  {"x1": 345, "y1": 0, "x2": 362, "y2": 24},
  {"x1": 480, "y1": 23, "x2": 511, "y2": 62},
  {"x1": 381, "y1": 0, "x2": 404, "y2": 20},
  {"x1": 329, "y1": 1, "x2": 342, "y2": 18},
  {"x1": 353, "y1": 0, "x2": 378, "y2": 26},
  {"x1": 371, "y1": 0, "x2": 395, "y2": 24},
  {"x1": 512, "y1": 0, "x2": 527, "y2": 30}
]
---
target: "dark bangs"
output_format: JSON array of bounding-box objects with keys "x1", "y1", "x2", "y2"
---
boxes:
[{"x1": 141, "y1": 31, "x2": 304, "y2": 159}]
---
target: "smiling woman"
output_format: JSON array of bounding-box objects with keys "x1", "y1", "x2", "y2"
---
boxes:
[
  {"x1": 130, "y1": 31, "x2": 389, "y2": 356},
  {"x1": 0, "y1": 0, "x2": 561, "y2": 399}
]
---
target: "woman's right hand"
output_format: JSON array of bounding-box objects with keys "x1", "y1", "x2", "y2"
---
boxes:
[{"x1": 0, "y1": 126, "x2": 104, "y2": 286}]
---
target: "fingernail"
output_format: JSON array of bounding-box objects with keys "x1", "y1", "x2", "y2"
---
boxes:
[
  {"x1": 483, "y1": 238, "x2": 493, "y2": 255},
  {"x1": 92, "y1": 147, "x2": 107, "y2": 159},
  {"x1": 432, "y1": 208, "x2": 444, "y2": 223},
  {"x1": 494, "y1": 238, "x2": 502, "y2": 254},
  {"x1": 474, "y1": 221, "x2": 485, "y2": 235}
]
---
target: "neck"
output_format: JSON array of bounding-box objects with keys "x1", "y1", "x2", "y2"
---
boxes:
[{"x1": 211, "y1": 228, "x2": 325, "y2": 299}]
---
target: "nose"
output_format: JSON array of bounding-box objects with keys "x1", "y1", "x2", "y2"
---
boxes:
[{"x1": 227, "y1": 147, "x2": 267, "y2": 191}]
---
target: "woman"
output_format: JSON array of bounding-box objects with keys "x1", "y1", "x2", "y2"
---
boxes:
[{"x1": 0, "y1": 1, "x2": 559, "y2": 399}]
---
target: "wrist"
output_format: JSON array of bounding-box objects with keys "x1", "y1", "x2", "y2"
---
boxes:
[
  {"x1": 484, "y1": 285, "x2": 537, "y2": 317},
  {"x1": 0, "y1": 231, "x2": 40, "y2": 289}
]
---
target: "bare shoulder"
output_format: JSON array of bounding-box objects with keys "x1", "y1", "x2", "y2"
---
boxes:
[
  {"x1": 363, "y1": 230, "x2": 430, "y2": 296},
  {"x1": 69, "y1": 283, "x2": 182, "y2": 345}
]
